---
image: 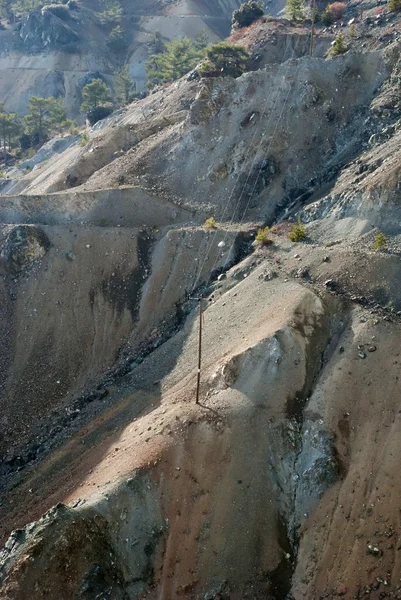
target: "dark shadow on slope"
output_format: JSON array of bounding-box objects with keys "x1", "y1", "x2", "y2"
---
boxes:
[{"x1": 0, "y1": 301, "x2": 199, "y2": 546}]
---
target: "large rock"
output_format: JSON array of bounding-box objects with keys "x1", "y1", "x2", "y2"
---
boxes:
[
  {"x1": 1, "y1": 225, "x2": 50, "y2": 274},
  {"x1": 18, "y1": 8, "x2": 79, "y2": 53}
]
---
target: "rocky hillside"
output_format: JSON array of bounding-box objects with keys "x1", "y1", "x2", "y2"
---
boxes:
[
  {"x1": 3, "y1": 4, "x2": 401, "y2": 600},
  {"x1": 0, "y1": 0, "x2": 242, "y2": 118}
]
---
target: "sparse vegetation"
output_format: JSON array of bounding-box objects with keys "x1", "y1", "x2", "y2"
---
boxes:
[
  {"x1": 204, "y1": 217, "x2": 217, "y2": 229},
  {"x1": 330, "y1": 33, "x2": 348, "y2": 57},
  {"x1": 255, "y1": 227, "x2": 273, "y2": 246},
  {"x1": 288, "y1": 218, "x2": 307, "y2": 242},
  {"x1": 372, "y1": 232, "x2": 387, "y2": 251},
  {"x1": 232, "y1": 1, "x2": 264, "y2": 31},
  {"x1": 200, "y1": 42, "x2": 250, "y2": 78}
]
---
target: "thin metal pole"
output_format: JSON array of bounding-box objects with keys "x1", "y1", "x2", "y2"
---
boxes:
[
  {"x1": 310, "y1": 0, "x2": 316, "y2": 56},
  {"x1": 195, "y1": 299, "x2": 202, "y2": 404}
]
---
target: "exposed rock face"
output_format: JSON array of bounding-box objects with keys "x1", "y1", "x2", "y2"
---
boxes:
[
  {"x1": 18, "y1": 8, "x2": 79, "y2": 53},
  {"x1": 1, "y1": 225, "x2": 50, "y2": 274}
]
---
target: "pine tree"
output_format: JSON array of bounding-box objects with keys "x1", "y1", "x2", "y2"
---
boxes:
[
  {"x1": 330, "y1": 33, "x2": 347, "y2": 56},
  {"x1": 24, "y1": 96, "x2": 68, "y2": 142},
  {"x1": 115, "y1": 64, "x2": 136, "y2": 106},
  {"x1": 145, "y1": 38, "x2": 202, "y2": 88},
  {"x1": 107, "y1": 25, "x2": 128, "y2": 53},
  {"x1": 151, "y1": 31, "x2": 166, "y2": 54},
  {"x1": 80, "y1": 79, "x2": 112, "y2": 113},
  {"x1": 194, "y1": 29, "x2": 209, "y2": 50},
  {"x1": 286, "y1": 0, "x2": 305, "y2": 20},
  {"x1": 0, "y1": 108, "x2": 22, "y2": 156},
  {"x1": 200, "y1": 42, "x2": 250, "y2": 78}
]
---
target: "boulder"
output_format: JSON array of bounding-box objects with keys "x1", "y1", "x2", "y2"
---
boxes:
[{"x1": 2, "y1": 225, "x2": 50, "y2": 274}]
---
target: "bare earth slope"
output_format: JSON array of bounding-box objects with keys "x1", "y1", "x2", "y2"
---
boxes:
[{"x1": 3, "y1": 12, "x2": 401, "y2": 600}]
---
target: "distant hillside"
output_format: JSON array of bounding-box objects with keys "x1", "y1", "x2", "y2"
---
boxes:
[{"x1": 0, "y1": 0, "x2": 242, "y2": 119}]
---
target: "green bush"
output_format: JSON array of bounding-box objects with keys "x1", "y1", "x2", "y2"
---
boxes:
[
  {"x1": 288, "y1": 218, "x2": 307, "y2": 242},
  {"x1": 199, "y1": 42, "x2": 250, "y2": 78},
  {"x1": 255, "y1": 226, "x2": 273, "y2": 246},
  {"x1": 204, "y1": 217, "x2": 217, "y2": 229},
  {"x1": 232, "y1": 1, "x2": 264, "y2": 30},
  {"x1": 372, "y1": 232, "x2": 387, "y2": 251}
]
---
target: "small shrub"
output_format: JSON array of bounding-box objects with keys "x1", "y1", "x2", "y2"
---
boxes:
[
  {"x1": 80, "y1": 131, "x2": 89, "y2": 146},
  {"x1": 69, "y1": 124, "x2": 80, "y2": 135},
  {"x1": 326, "y1": 2, "x2": 346, "y2": 20},
  {"x1": 288, "y1": 218, "x2": 307, "y2": 242},
  {"x1": 255, "y1": 226, "x2": 273, "y2": 245},
  {"x1": 389, "y1": 0, "x2": 401, "y2": 11},
  {"x1": 204, "y1": 217, "x2": 217, "y2": 229},
  {"x1": 0, "y1": 170, "x2": 5, "y2": 178},
  {"x1": 22, "y1": 147, "x2": 36, "y2": 160},
  {"x1": 372, "y1": 232, "x2": 387, "y2": 251},
  {"x1": 199, "y1": 42, "x2": 250, "y2": 78}
]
